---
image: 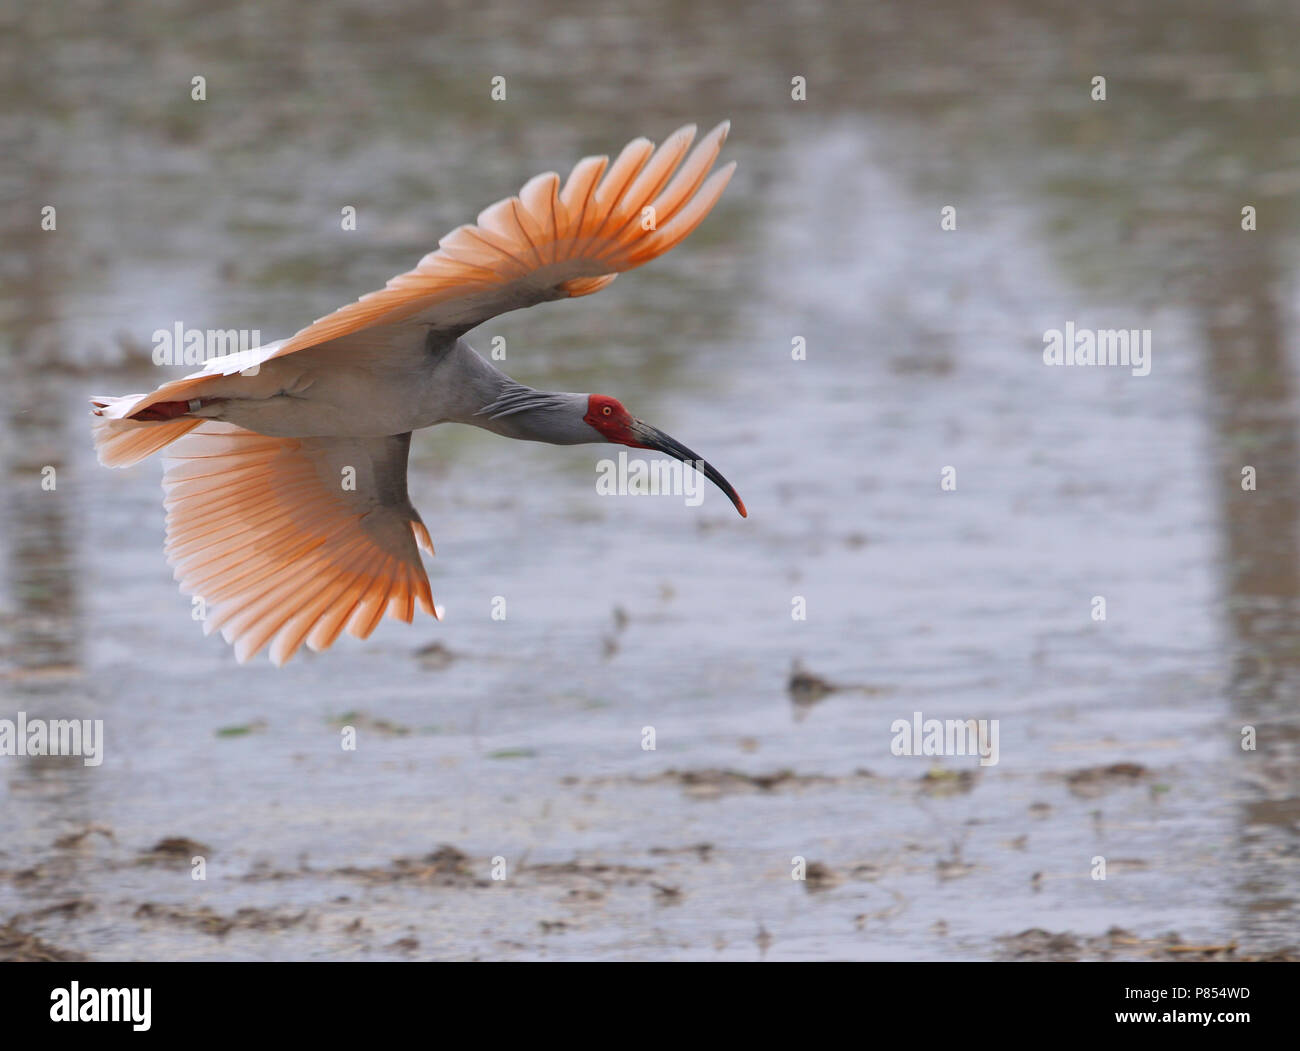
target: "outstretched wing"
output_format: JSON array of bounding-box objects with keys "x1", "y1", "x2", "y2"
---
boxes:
[
  {"x1": 162, "y1": 424, "x2": 436, "y2": 665},
  {"x1": 263, "y1": 120, "x2": 733, "y2": 357},
  {"x1": 93, "y1": 121, "x2": 734, "y2": 424}
]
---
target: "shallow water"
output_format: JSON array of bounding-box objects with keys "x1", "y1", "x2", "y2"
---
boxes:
[{"x1": 1, "y1": 1, "x2": 1298, "y2": 960}]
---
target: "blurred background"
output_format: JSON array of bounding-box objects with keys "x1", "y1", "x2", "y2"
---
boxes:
[{"x1": 1, "y1": 0, "x2": 1298, "y2": 960}]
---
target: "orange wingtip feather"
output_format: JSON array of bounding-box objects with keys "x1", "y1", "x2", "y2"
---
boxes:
[
  {"x1": 258, "y1": 122, "x2": 732, "y2": 361},
  {"x1": 90, "y1": 124, "x2": 734, "y2": 438}
]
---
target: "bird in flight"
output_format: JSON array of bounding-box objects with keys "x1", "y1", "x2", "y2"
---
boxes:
[{"x1": 92, "y1": 122, "x2": 744, "y2": 665}]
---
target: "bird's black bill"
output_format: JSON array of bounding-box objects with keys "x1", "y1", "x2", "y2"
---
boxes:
[{"x1": 630, "y1": 420, "x2": 747, "y2": 518}]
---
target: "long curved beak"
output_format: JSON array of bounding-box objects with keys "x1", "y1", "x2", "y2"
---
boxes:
[{"x1": 629, "y1": 419, "x2": 747, "y2": 518}]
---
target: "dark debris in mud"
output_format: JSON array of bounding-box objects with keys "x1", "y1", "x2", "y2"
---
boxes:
[
  {"x1": 0, "y1": 921, "x2": 87, "y2": 961},
  {"x1": 133, "y1": 903, "x2": 310, "y2": 938},
  {"x1": 802, "y1": 862, "x2": 840, "y2": 892},
  {"x1": 52, "y1": 825, "x2": 115, "y2": 850},
  {"x1": 18, "y1": 899, "x2": 96, "y2": 923},
  {"x1": 333, "y1": 844, "x2": 482, "y2": 887},
  {"x1": 228, "y1": 844, "x2": 667, "y2": 896},
  {"x1": 600, "y1": 767, "x2": 878, "y2": 798},
  {"x1": 788, "y1": 663, "x2": 838, "y2": 706},
  {"x1": 787, "y1": 660, "x2": 892, "y2": 716},
  {"x1": 138, "y1": 837, "x2": 212, "y2": 863},
  {"x1": 1063, "y1": 762, "x2": 1149, "y2": 798},
  {"x1": 5, "y1": 856, "x2": 79, "y2": 888},
  {"x1": 523, "y1": 859, "x2": 655, "y2": 884},
  {"x1": 935, "y1": 857, "x2": 976, "y2": 881},
  {"x1": 651, "y1": 882, "x2": 683, "y2": 904},
  {"x1": 649, "y1": 842, "x2": 714, "y2": 860},
  {"x1": 413, "y1": 641, "x2": 458, "y2": 670},
  {"x1": 997, "y1": 925, "x2": 1299, "y2": 961},
  {"x1": 918, "y1": 768, "x2": 979, "y2": 796},
  {"x1": 591, "y1": 764, "x2": 985, "y2": 800},
  {"x1": 796, "y1": 858, "x2": 914, "y2": 893},
  {"x1": 241, "y1": 858, "x2": 313, "y2": 882}
]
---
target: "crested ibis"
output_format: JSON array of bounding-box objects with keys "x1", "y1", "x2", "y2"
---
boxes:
[{"x1": 91, "y1": 122, "x2": 744, "y2": 664}]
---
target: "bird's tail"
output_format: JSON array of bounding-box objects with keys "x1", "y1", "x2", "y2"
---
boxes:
[{"x1": 90, "y1": 394, "x2": 203, "y2": 468}]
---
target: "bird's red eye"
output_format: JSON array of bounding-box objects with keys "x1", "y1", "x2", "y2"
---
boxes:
[{"x1": 602, "y1": 406, "x2": 612, "y2": 416}]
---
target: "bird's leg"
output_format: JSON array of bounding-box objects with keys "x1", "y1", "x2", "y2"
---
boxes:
[{"x1": 131, "y1": 398, "x2": 207, "y2": 421}]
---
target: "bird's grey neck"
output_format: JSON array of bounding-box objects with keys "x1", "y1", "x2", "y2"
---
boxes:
[
  {"x1": 443, "y1": 339, "x2": 593, "y2": 445},
  {"x1": 475, "y1": 383, "x2": 592, "y2": 444}
]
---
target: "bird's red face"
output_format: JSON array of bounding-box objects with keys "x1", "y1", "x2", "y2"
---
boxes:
[
  {"x1": 582, "y1": 393, "x2": 747, "y2": 517},
  {"x1": 583, "y1": 394, "x2": 640, "y2": 446}
]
